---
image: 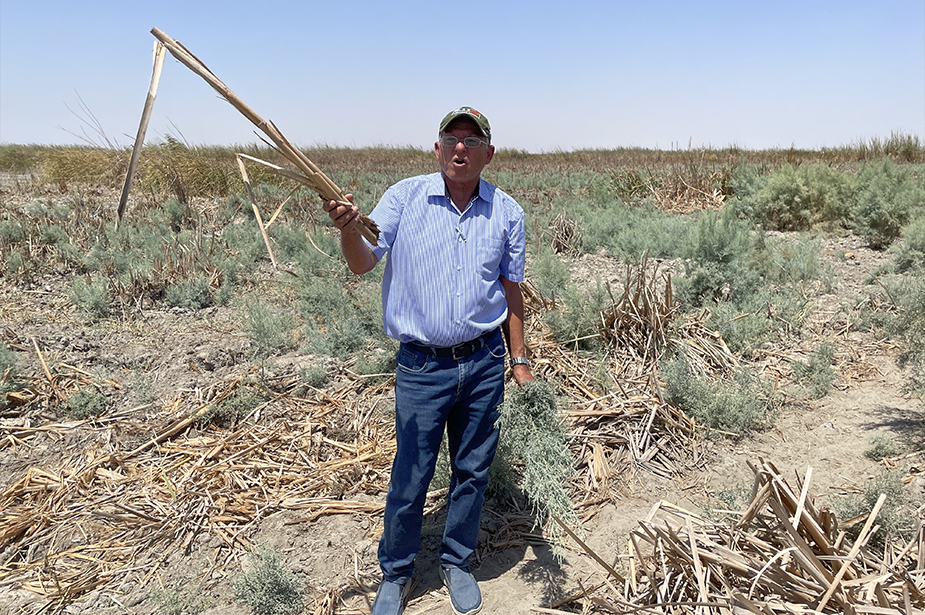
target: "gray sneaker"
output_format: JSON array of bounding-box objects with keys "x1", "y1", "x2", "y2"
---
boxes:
[
  {"x1": 439, "y1": 566, "x2": 482, "y2": 615},
  {"x1": 370, "y1": 579, "x2": 408, "y2": 615}
]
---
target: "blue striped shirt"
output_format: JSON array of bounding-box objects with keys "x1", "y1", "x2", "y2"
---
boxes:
[{"x1": 366, "y1": 172, "x2": 526, "y2": 347}]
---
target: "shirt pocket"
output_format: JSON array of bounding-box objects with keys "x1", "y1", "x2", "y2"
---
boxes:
[{"x1": 476, "y1": 237, "x2": 503, "y2": 279}]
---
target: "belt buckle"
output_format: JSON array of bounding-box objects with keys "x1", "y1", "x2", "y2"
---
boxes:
[{"x1": 451, "y1": 343, "x2": 466, "y2": 361}]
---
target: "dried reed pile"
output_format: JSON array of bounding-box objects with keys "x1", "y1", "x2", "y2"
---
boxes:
[
  {"x1": 0, "y1": 372, "x2": 396, "y2": 603},
  {"x1": 644, "y1": 164, "x2": 729, "y2": 214},
  {"x1": 556, "y1": 459, "x2": 925, "y2": 614},
  {"x1": 525, "y1": 259, "x2": 734, "y2": 491}
]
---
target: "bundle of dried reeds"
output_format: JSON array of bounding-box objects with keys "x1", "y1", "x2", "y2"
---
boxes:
[{"x1": 125, "y1": 28, "x2": 380, "y2": 244}]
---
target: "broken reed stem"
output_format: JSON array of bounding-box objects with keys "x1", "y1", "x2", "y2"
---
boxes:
[
  {"x1": 149, "y1": 27, "x2": 379, "y2": 244},
  {"x1": 117, "y1": 40, "x2": 166, "y2": 229},
  {"x1": 235, "y1": 155, "x2": 279, "y2": 269},
  {"x1": 815, "y1": 493, "x2": 888, "y2": 614}
]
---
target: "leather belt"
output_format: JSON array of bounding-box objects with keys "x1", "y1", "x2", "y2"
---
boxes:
[{"x1": 406, "y1": 328, "x2": 498, "y2": 360}]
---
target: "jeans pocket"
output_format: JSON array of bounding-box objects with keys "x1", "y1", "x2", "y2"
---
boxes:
[
  {"x1": 486, "y1": 331, "x2": 506, "y2": 360},
  {"x1": 397, "y1": 345, "x2": 428, "y2": 373}
]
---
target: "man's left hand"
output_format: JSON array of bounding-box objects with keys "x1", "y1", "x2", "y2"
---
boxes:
[{"x1": 512, "y1": 364, "x2": 534, "y2": 385}]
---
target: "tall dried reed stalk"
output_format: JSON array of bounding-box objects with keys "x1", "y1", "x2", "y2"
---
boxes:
[{"x1": 143, "y1": 28, "x2": 379, "y2": 244}]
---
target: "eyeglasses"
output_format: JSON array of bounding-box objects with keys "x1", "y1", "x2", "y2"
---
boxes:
[{"x1": 439, "y1": 135, "x2": 489, "y2": 149}]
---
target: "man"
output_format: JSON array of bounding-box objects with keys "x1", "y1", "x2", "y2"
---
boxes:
[{"x1": 324, "y1": 106, "x2": 533, "y2": 615}]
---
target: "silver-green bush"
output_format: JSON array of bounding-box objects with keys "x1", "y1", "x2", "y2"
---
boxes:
[
  {"x1": 496, "y1": 380, "x2": 579, "y2": 553},
  {"x1": 661, "y1": 356, "x2": 773, "y2": 437},
  {"x1": 233, "y1": 545, "x2": 302, "y2": 615}
]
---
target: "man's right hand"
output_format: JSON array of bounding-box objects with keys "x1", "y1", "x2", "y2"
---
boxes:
[
  {"x1": 323, "y1": 193, "x2": 359, "y2": 233},
  {"x1": 323, "y1": 193, "x2": 378, "y2": 275}
]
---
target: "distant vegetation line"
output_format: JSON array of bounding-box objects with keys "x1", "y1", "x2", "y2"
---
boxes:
[{"x1": 0, "y1": 129, "x2": 923, "y2": 181}]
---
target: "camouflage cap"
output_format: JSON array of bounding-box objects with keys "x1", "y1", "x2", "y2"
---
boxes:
[{"x1": 438, "y1": 106, "x2": 491, "y2": 140}]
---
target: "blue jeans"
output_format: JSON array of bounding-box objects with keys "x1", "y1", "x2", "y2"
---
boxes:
[{"x1": 379, "y1": 328, "x2": 506, "y2": 582}]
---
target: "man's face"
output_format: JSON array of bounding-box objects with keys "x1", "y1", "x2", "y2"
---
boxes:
[{"x1": 434, "y1": 118, "x2": 495, "y2": 187}]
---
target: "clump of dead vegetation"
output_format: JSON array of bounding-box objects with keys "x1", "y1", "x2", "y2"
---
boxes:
[{"x1": 553, "y1": 460, "x2": 924, "y2": 614}]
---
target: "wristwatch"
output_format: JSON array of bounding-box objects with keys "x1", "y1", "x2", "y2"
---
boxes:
[{"x1": 509, "y1": 356, "x2": 530, "y2": 368}]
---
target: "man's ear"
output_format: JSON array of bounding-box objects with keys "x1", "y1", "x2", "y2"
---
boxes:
[{"x1": 486, "y1": 144, "x2": 495, "y2": 164}]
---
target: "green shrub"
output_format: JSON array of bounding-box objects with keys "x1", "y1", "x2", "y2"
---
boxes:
[
  {"x1": 298, "y1": 277, "x2": 348, "y2": 317},
  {"x1": 292, "y1": 231, "x2": 341, "y2": 278},
  {"x1": 851, "y1": 159, "x2": 924, "y2": 249},
  {"x1": 865, "y1": 435, "x2": 900, "y2": 461},
  {"x1": 542, "y1": 281, "x2": 609, "y2": 350},
  {"x1": 732, "y1": 163, "x2": 851, "y2": 231},
  {"x1": 5, "y1": 250, "x2": 24, "y2": 276},
  {"x1": 165, "y1": 274, "x2": 214, "y2": 309},
  {"x1": 661, "y1": 356, "x2": 773, "y2": 437},
  {"x1": 299, "y1": 277, "x2": 389, "y2": 360},
  {"x1": 150, "y1": 579, "x2": 213, "y2": 615},
  {"x1": 0, "y1": 219, "x2": 24, "y2": 244},
  {"x1": 161, "y1": 198, "x2": 191, "y2": 231},
  {"x1": 889, "y1": 277, "x2": 925, "y2": 399},
  {"x1": 728, "y1": 161, "x2": 766, "y2": 202},
  {"x1": 39, "y1": 223, "x2": 69, "y2": 246},
  {"x1": 353, "y1": 349, "x2": 396, "y2": 380},
  {"x1": 199, "y1": 388, "x2": 263, "y2": 427},
  {"x1": 707, "y1": 482, "x2": 752, "y2": 522},
  {"x1": 65, "y1": 387, "x2": 108, "y2": 419},
  {"x1": 674, "y1": 208, "x2": 761, "y2": 309},
  {"x1": 233, "y1": 544, "x2": 302, "y2": 615},
  {"x1": 0, "y1": 342, "x2": 18, "y2": 400},
  {"x1": 223, "y1": 223, "x2": 269, "y2": 263},
  {"x1": 893, "y1": 214, "x2": 925, "y2": 272},
  {"x1": 707, "y1": 289, "x2": 808, "y2": 358},
  {"x1": 298, "y1": 365, "x2": 328, "y2": 389},
  {"x1": 269, "y1": 225, "x2": 313, "y2": 263},
  {"x1": 495, "y1": 380, "x2": 579, "y2": 553},
  {"x1": 831, "y1": 469, "x2": 914, "y2": 548},
  {"x1": 791, "y1": 342, "x2": 836, "y2": 399},
  {"x1": 241, "y1": 298, "x2": 298, "y2": 360},
  {"x1": 762, "y1": 235, "x2": 825, "y2": 286},
  {"x1": 69, "y1": 276, "x2": 112, "y2": 320},
  {"x1": 303, "y1": 316, "x2": 369, "y2": 359},
  {"x1": 577, "y1": 199, "x2": 687, "y2": 260},
  {"x1": 84, "y1": 224, "x2": 162, "y2": 276},
  {"x1": 38, "y1": 223, "x2": 78, "y2": 266},
  {"x1": 126, "y1": 371, "x2": 157, "y2": 406},
  {"x1": 532, "y1": 247, "x2": 571, "y2": 299}
]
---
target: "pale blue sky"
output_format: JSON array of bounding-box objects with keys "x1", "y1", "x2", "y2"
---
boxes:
[{"x1": 1, "y1": 1, "x2": 923, "y2": 152}]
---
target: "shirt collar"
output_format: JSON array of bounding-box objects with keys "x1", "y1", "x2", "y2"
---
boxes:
[{"x1": 429, "y1": 173, "x2": 490, "y2": 209}]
